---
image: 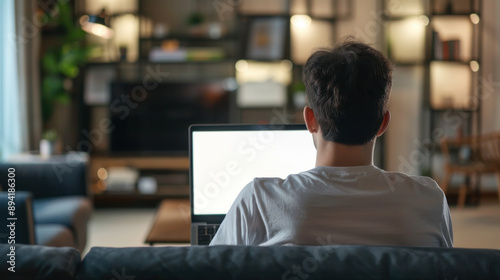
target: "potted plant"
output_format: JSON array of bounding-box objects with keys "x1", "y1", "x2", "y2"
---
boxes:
[
  {"x1": 187, "y1": 11, "x2": 205, "y2": 36},
  {"x1": 41, "y1": 1, "x2": 93, "y2": 141},
  {"x1": 40, "y1": 130, "x2": 57, "y2": 157}
]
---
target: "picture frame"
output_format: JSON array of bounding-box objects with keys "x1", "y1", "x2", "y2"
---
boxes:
[{"x1": 245, "y1": 16, "x2": 288, "y2": 61}]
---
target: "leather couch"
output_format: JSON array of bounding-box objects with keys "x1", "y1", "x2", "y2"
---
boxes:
[
  {"x1": 0, "y1": 155, "x2": 92, "y2": 252},
  {"x1": 0, "y1": 244, "x2": 499, "y2": 280}
]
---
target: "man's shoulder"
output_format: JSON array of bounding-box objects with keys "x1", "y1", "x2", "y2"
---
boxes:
[
  {"x1": 380, "y1": 170, "x2": 444, "y2": 195},
  {"x1": 250, "y1": 176, "x2": 286, "y2": 190},
  {"x1": 250, "y1": 169, "x2": 314, "y2": 192}
]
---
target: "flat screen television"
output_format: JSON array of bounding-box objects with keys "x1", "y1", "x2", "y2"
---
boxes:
[{"x1": 109, "y1": 81, "x2": 231, "y2": 154}]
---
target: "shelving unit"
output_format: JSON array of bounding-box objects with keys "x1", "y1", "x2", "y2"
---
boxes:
[
  {"x1": 427, "y1": 0, "x2": 482, "y2": 180},
  {"x1": 76, "y1": 0, "x2": 344, "y2": 206},
  {"x1": 382, "y1": 0, "x2": 482, "y2": 180}
]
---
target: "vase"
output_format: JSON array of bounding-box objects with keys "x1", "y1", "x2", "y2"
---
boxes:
[{"x1": 40, "y1": 139, "x2": 55, "y2": 158}]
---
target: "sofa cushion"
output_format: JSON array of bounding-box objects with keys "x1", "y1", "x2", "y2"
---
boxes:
[
  {"x1": 77, "y1": 245, "x2": 500, "y2": 280},
  {"x1": 33, "y1": 196, "x2": 91, "y2": 228},
  {"x1": 0, "y1": 244, "x2": 80, "y2": 280},
  {"x1": 34, "y1": 196, "x2": 92, "y2": 251},
  {"x1": 36, "y1": 224, "x2": 75, "y2": 249}
]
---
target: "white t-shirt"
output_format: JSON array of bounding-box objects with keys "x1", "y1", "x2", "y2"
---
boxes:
[{"x1": 209, "y1": 165, "x2": 453, "y2": 247}]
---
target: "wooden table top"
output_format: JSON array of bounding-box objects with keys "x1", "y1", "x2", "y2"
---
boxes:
[{"x1": 145, "y1": 199, "x2": 191, "y2": 244}]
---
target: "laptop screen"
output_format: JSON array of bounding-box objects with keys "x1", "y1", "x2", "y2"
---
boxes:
[{"x1": 190, "y1": 124, "x2": 316, "y2": 216}]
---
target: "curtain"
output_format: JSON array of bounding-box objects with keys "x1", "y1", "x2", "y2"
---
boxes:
[
  {"x1": 15, "y1": 0, "x2": 42, "y2": 151},
  {"x1": 0, "y1": 0, "x2": 41, "y2": 160},
  {"x1": 0, "y1": 0, "x2": 25, "y2": 160}
]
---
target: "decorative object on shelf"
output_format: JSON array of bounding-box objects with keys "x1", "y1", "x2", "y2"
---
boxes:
[
  {"x1": 246, "y1": 17, "x2": 287, "y2": 60},
  {"x1": 153, "y1": 23, "x2": 169, "y2": 38},
  {"x1": 187, "y1": 11, "x2": 205, "y2": 36},
  {"x1": 105, "y1": 167, "x2": 139, "y2": 193},
  {"x1": 138, "y1": 177, "x2": 158, "y2": 194},
  {"x1": 119, "y1": 45, "x2": 128, "y2": 61},
  {"x1": 40, "y1": 130, "x2": 57, "y2": 158},
  {"x1": 110, "y1": 14, "x2": 140, "y2": 62},
  {"x1": 208, "y1": 22, "x2": 223, "y2": 39}
]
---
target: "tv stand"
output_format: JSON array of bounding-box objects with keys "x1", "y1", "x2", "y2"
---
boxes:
[{"x1": 89, "y1": 155, "x2": 190, "y2": 207}]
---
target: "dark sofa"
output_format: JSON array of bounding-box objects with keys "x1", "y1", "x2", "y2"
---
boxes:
[
  {"x1": 0, "y1": 157, "x2": 92, "y2": 252},
  {"x1": 1, "y1": 244, "x2": 499, "y2": 280}
]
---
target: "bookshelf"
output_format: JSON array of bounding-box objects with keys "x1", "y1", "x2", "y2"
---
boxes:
[
  {"x1": 382, "y1": 0, "x2": 483, "y2": 179},
  {"x1": 427, "y1": 0, "x2": 482, "y2": 181}
]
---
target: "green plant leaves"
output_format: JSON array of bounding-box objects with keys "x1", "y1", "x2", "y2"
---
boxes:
[
  {"x1": 42, "y1": 50, "x2": 59, "y2": 74},
  {"x1": 41, "y1": 1, "x2": 93, "y2": 123},
  {"x1": 42, "y1": 75, "x2": 64, "y2": 99}
]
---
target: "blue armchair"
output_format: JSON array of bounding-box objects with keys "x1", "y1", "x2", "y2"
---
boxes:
[{"x1": 0, "y1": 155, "x2": 92, "y2": 252}]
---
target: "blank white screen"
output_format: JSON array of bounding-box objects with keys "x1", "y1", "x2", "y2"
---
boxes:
[{"x1": 192, "y1": 129, "x2": 316, "y2": 215}]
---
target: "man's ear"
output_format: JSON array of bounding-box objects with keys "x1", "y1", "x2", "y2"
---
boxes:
[
  {"x1": 303, "y1": 106, "x2": 318, "y2": 133},
  {"x1": 376, "y1": 110, "x2": 391, "y2": 137}
]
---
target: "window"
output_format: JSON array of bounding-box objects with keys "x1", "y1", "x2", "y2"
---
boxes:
[{"x1": 0, "y1": 0, "x2": 23, "y2": 160}]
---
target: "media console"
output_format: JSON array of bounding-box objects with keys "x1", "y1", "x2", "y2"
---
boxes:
[{"x1": 89, "y1": 155, "x2": 190, "y2": 207}]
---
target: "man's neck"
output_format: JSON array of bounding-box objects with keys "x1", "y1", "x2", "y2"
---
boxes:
[{"x1": 315, "y1": 139, "x2": 375, "y2": 167}]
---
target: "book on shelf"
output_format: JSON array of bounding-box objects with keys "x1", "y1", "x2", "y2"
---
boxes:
[
  {"x1": 432, "y1": 30, "x2": 461, "y2": 61},
  {"x1": 432, "y1": 30, "x2": 443, "y2": 60},
  {"x1": 442, "y1": 39, "x2": 461, "y2": 61},
  {"x1": 149, "y1": 47, "x2": 225, "y2": 62}
]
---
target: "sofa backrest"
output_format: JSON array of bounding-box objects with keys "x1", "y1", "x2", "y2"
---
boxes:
[
  {"x1": 76, "y1": 245, "x2": 500, "y2": 280},
  {"x1": 0, "y1": 161, "x2": 88, "y2": 199},
  {"x1": 0, "y1": 244, "x2": 80, "y2": 280},
  {"x1": 1, "y1": 245, "x2": 499, "y2": 279}
]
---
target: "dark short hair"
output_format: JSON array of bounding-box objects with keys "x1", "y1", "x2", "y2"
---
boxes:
[{"x1": 303, "y1": 41, "x2": 393, "y2": 145}]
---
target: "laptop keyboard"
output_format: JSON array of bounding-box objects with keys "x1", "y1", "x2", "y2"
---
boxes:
[{"x1": 197, "y1": 225, "x2": 220, "y2": 245}]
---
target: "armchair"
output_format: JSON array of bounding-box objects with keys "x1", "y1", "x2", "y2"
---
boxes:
[{"x1": 0, "y1": 154, "x2": 92, "y2": 252}]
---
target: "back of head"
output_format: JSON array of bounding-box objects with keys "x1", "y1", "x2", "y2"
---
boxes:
[{"x1": 303, "y1": 40, "x2": 393, "y2": 145}]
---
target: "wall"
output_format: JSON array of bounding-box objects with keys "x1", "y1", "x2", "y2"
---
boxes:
[
  {"x1": 481, "y1": 0, "x2": 500, "y2": 134},
  {"x1": 337, "y1": 0, "x2": 424, "y2": 174},
  {"x1": 478, "y1": 0, "x2": 500, "y2": 190}
]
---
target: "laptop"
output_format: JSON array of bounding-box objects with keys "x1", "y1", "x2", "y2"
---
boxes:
[{"x1": 189, "y1": 124, "x2": 317, "y2": 245}]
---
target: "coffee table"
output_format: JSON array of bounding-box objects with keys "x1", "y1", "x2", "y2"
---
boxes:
[{"x1": 145, "y1": 199, "x2": 191, "y2": 245}]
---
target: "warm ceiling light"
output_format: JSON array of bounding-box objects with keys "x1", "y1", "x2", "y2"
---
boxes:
[
  {"x1": 97, "y1": 168, "x2": 108, "y2": 180},
  {"x1": 280, "y1": 60, "x2": 293, "y2": 71},
  {"x1": 235, "y1": 60, "x2": 249, "y2": 72},
  {"x1": 470, "y1": 13, "x2": 480, "y2": 24},
  {"x1": 419, "y1": 15, "x2": 429, "y2": 26},
  {"x1": 81, "y1": 9, "x2": 114, "y2": 39},
  {"x1": 470, "y1": 60, "x2": 480, "y2": 72},
  {"x1": 291, "y1": 15, "x2": 312, "y2": 27}
]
